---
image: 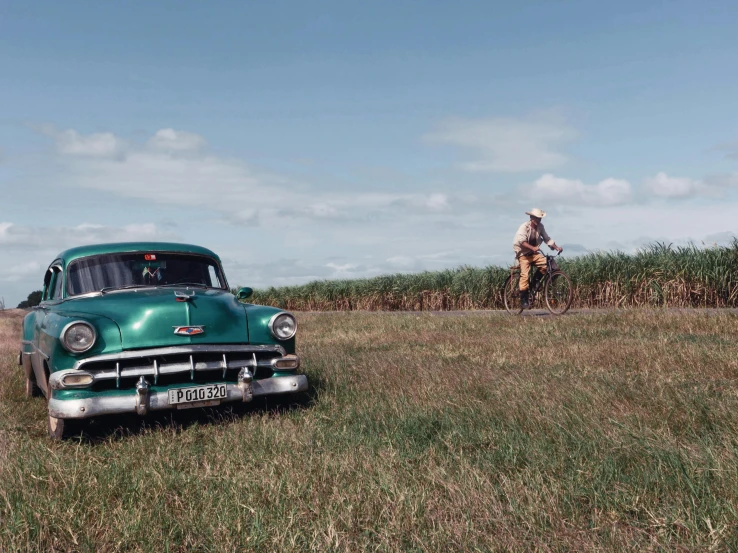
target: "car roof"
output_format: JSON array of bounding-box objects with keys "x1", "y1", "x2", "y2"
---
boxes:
[{"x1": 55, "y1": 242, "x2": 221, "y2": 265}]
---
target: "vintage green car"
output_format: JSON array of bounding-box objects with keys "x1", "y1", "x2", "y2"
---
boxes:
[{"x1": 19, "y1": 242, "x2": 307, "y2": 439}]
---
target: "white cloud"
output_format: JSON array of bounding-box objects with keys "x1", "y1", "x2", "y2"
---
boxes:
[
  {"x1": 530, "y1": 174, "x2": 632, "y2": 206},
  {"x1": 147, "y1": 129, "x2": 207, "y2": 152},
  {"x1": 326, "y1": 262, "x2": 359, "y2": 272},
  {"x1": 705, "y1": 173, "x2": 738, "y2": 188},
  {"x1": 51, "y1": 133, "x2": 293, "y2": 218},
  {"x1": 327, "y1": 192, "x2": 452, "y2": 214},
  {"x1": 0, "y1": 221, "x2": 179, "y2": 249},
  {"x1": 41, "y1": 127, "x2": 126, "y2": 158},
  {"x1": 226, "y1": 209, "x2": 260, "y2": 226},
  {"x1": 303, "y1": 203, "x2": 340, "y2": 218},
  {"x1": 644, "y1": 172, "x2": 703, "y2": 198},
  {"x1": 0, "y1": 261, "x2": 43, "y2": 282},
  {"x1": 40, "y1": 127, "x2": 461, "y2": 228},
  {"x1": 386, "y1": 255, "x2": 416, "y2": 269},
  {"x1": 426, "y1": 193, "x2": 449, "y2": 211},
  {"x1": 425, "y1": 111, "x2": 576, "y2": 173}
]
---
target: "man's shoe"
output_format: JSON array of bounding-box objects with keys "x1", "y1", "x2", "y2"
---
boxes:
[{"x1": 520, "y1": 290, "x2": 529, "y2": 309}]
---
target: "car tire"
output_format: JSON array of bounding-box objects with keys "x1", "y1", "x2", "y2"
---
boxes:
[
  {"x1": 25, "y1": 377, "x2": 41, "y2": 398},
  {"x1": 48, "y1": 415, "x2": 82, "y2": 441},
  {"x1": 21, "y1": 353, "x2": 42, "y2": 398}
]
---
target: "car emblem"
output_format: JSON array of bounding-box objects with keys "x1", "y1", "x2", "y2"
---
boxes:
[
  {"x1": 175, "y1": 290, "x2": 195, "y2": 302},
  {"x1": 173, "y1": 326, "x2": 205, "y2": 336}
]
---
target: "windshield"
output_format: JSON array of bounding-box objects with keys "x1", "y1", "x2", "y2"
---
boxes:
[{"x1": 66, "y1": 252, "x2": 227, "y2": 296}]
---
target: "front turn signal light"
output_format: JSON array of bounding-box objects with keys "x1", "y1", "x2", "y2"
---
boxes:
[
  {"x1": 271, "y1": 355, "x2": 300, "y2": 371},
  {"x1": 61, "y1": 373, "x2": 94, "y2": 387}
]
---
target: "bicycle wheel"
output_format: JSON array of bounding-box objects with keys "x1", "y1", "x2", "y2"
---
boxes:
[
  {"x1": 544, "y1": 271, "x2": 573, "y2": 315},
  {"x1": 503, "y1": 273, "x2": 524, "y2": 315}
]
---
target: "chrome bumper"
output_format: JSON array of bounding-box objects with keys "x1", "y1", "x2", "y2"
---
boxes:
[{"x1": 48, "y1": 375, "x2": 308, "y2": 420}]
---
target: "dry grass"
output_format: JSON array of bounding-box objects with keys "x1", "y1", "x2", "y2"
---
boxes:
[{"x1": 1, "y1": 309, "x2": 737, "y2": 551}]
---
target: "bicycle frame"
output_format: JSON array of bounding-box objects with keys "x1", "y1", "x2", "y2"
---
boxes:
[
  {"x1": 504, "y1": 249, "x2": 572, "y2": 315},
  {"x1": 510, "y1": 251, "x2": 561, "y2": 296}
]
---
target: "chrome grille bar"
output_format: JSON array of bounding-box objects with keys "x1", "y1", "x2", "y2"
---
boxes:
[
  {"x1": 73, "y1": 344, "x2": 286, "y2": 371},
  {"x1": 83, "y1": 359, "x2": 275, "y2": 380}
]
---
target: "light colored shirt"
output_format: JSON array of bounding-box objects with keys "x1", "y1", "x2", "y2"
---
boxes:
[{"x1": 513, "y1": 221, "x2": 556, "y2": 256}]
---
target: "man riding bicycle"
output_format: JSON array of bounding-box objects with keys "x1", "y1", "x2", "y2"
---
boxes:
[{"x1": 513, "y1": 208, "x2": 563, "y2": 308}]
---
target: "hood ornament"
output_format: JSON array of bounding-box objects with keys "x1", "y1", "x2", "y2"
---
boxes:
[
  {"x1": 173, "y1": 326, "x2": 205, "y2": 336},
  {"x1": 174, "y1": 290, "x2": 195, "y2": 302}
]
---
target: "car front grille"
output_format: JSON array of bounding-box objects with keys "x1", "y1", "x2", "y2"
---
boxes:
[{"x1": 73, "y1": 345, "x2": 285, "y2": 391}]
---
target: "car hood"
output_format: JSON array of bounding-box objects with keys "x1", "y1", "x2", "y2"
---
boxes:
[{"x1": 61, "y1": 288, "x2": 249, "y2": 350}]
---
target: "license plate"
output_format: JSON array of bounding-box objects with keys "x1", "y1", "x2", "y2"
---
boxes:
[{"x1": 168, "y1": 384, "x2": 227, "y2": 405}]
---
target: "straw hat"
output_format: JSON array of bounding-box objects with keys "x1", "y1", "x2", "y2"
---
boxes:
[{"x1": 525, "y1": 208, "x2": 546, "y2": 219}]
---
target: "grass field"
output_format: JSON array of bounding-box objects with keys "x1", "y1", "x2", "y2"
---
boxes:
[{"x1": 1, "y1": 308, "x2": 738, "y2": 552}]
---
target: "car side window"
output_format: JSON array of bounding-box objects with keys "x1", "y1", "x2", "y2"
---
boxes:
[
  {"x1": 43, "y1": 265, "x2": 64, "y2": 301},
  {"x1": 51, "y1": 268, "x2": 64, "y2": 300},
  {"x1": 42, "y1": 268, "x2": 54, "y2": 301}
]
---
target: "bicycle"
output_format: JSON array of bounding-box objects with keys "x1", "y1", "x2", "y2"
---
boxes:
[{"x1": 503, "y1": 251, "x2": 573, "y2": 315}]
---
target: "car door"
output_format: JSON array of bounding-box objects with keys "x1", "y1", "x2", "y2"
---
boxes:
[{"x1": 32, "y1": 263, "x2": 63, "y2": 395}]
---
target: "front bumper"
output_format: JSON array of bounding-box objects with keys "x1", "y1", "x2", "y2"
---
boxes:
[{"x1": 48, "y1": 375, "x2": 308, "y2": 419}]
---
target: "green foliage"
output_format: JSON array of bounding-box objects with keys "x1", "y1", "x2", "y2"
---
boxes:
[
  {"x1": 243, "y1": 241, "x2": 738, "y2": 310},
  {"x1": 17, "y1": 290, "x2": 42, "y2": 309}
]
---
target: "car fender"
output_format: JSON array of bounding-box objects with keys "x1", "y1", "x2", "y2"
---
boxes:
[
  {"x1": 38, "y1": 311, "x2": 123, "y2": 374},
  {"x1": 242, "y1": 304, "x2": 296, "y2": 354}
]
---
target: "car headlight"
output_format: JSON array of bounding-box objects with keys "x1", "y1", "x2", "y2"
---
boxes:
[
  {"x1": 61, "y1": 321, "x2": 97, "y2": 353},
  {"x1": 268, "y1": 312, "x2": 297, "y2": 340}
]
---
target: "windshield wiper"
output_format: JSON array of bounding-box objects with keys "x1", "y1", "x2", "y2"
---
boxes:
[
  {"x1": 100, "y1": 284, "x2": 155, "y2": 295},
  {"x1": 159, "y1": 282, "x2": 210, "y2": 289}
]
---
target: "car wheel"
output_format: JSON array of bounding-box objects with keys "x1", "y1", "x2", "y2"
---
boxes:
[
  {"x1": 22, "y1": 353, "x2": 42, "y2": 398},
  {"x1": 25, "y1": 377, "x2": 41, "y2": 398},
  {"x1": 48, "y1": 415, "x2": 82, "y2": 440}
]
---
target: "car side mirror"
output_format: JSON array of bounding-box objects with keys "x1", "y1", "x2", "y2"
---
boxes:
[{"x1": 236, "y1": 287, "x2": 253, "y2": 300}]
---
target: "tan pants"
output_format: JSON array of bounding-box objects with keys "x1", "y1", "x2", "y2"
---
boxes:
[{"x1": 518, "y1": 252, "x2": 547, "y2": 291}]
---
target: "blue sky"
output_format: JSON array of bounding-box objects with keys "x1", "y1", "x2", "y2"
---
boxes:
[{"x1": 1, "y1": 0, "x2": 738, "y2": 307}]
